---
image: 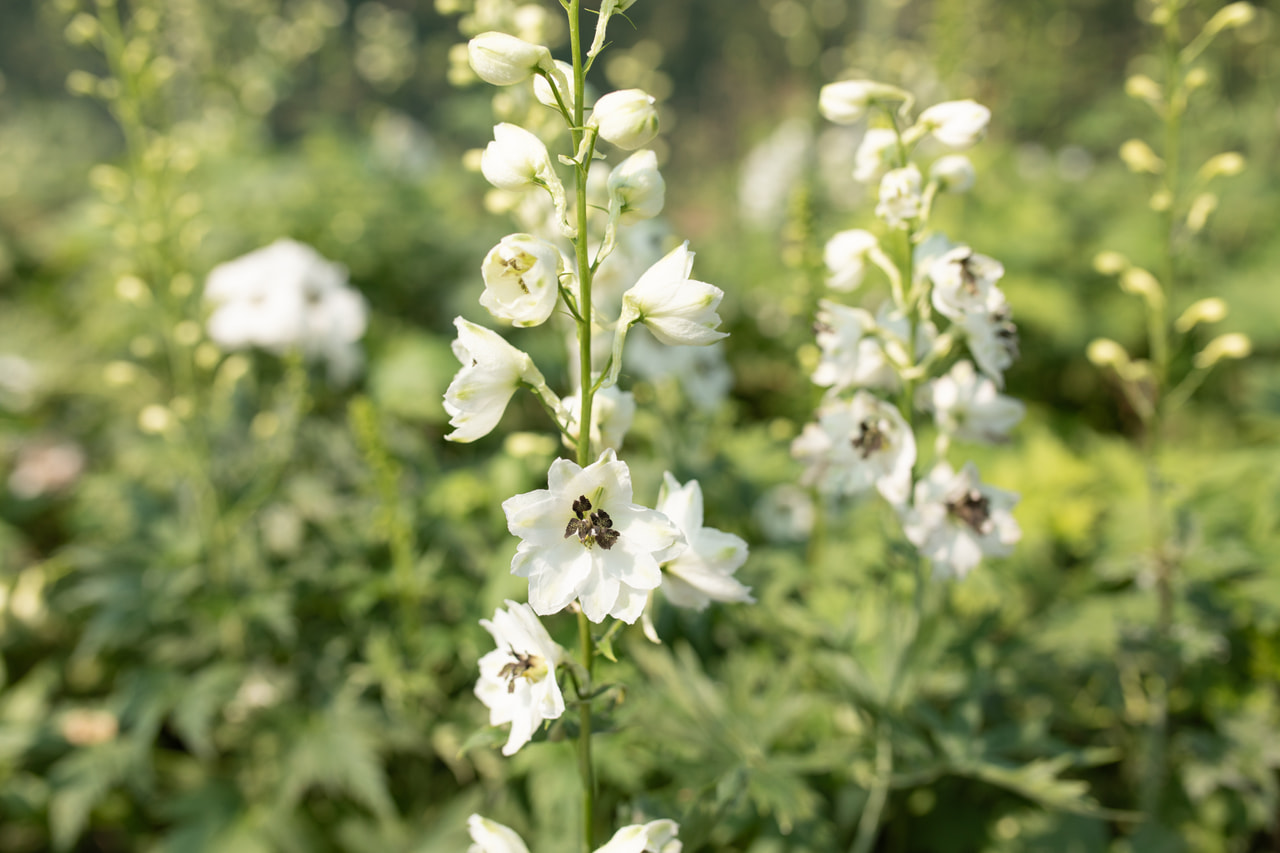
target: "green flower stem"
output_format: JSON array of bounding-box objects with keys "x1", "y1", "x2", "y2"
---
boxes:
[
  {"x1": 850, "y1": 725, "x2": 893, "y2": 853},
  {"x1": 566, "y1": 5, "x2": 597, "y2": 851}
]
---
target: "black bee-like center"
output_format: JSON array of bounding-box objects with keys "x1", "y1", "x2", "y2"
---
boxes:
[
  {"x1": 851, "y1": 418, "x2": 888, "y2": 459},
  {"x1": 947, "y1": 488, "x2": 994, "y2": 535},
  {"x1": 564, "y1": 494, "x2": 621, "y2": 550}
]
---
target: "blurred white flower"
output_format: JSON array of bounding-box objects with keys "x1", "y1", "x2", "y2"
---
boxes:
[
  {"x1": 561, "y1": 385, "x2": 637, "y2": 456},
  {"x1": 902, "y1": 461, "x2": 1020, "y2": 579},
  {"x1": 467, "y1": 816, "x2": 680, "y2": 853},
  {"x1": 819, "y1": 79, "x2": 909, "y2": 125},
  {"x1": 738, "y1": 119, "x2": 813, "y2": 230},
  {"x1": 595, "y1": 819, "x2": 682, "y2": 853},
  {"x1": 916, "y1": 100, "x2": 990, "y2": 149},
  {"x1": 792, "y1": 391, "x2": 916, "y2": 505},
  {"x1": 853, "y1": 127, "x2": 898, "y2": 183},
  {"x1": 502, "y1": 449, "x2": 685, "y2": 623},
  {"x1": 475, "y1": 600, "x2": 565, "y2": 756},
  {"x1": 608, "y1": 150, "x2": 666, "y2": 223},
  {"x1": 8, "y1": 440, "x2": 85, "y2": 500},
  {"x1": 591, "y1": 89, "x2": 660, "y2": 150},
  {"x1": 875, "y1": 165, "x2": 922, "y2": 229},
  {"x1": 963, "y1": 307, "x2": 1019, "y2": 388},
  {"x1": 203, "y1": 239, "x2": 367, "y2": 383},
  {"x1": 618, "y1": 242, "x2": 727, "y2": 347},
  {"x1": 811, "y1": 300, "x2": 899, "y2": 393},
  {"x1": 930, "y1": 154, "x2": 975, "y2": 193},
  {"x1": 467, "y1": 815, "x2": 531, "y2": 853},
  {"x1": 654, "y1": 473, "x2": 752, "y2": 610},
  {"x1": 0, "y1": 354, "x2": 38, "y2": 412},
  {"x1": 918, "y1": 360, "x2": 1024, "y2": 443},
  {"x1": 823, "y1": 229, "x2": 879, "y2": 292},
  {"x1": 928, "y1": 246, "x2": 1006, "y2": 323},
  {"x1": 753, "y1": 484, "x2": 815, "y2": 543},
  {"x1": 444, "y1": 318, "x2": 554, "y2": 442},
  {"x1": 480, "y1": 233, "x2": 565, "y2": 327}
]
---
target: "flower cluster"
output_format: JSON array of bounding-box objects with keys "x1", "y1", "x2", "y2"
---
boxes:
[
  {"x1": 445, "y1": 14, "x2": 751, "y2": 839},
  {"x1": 203, "y1": 239, "x2": 368, "y2": 383},
  {"x1": 793, "y1": 79, "x2": 1023, "y2": 579}
]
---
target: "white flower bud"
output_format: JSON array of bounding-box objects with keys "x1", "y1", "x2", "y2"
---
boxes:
[
  {"x1": 467, "y1": 31, "x2": 553, "y2": 86},
  {"x1": 1125, "y1": 74, "x2": 1162, "y2": 103},
  {"x1": 1194, "y1": 333, "x2": 1251, "y2": 369},
  {"x1": 591, "y1": 89, "x2": 659, "y2": 149},
  {"x1": 533, "y1": 59, "x2": 576, "y2": 111},
  {"x1": 1175, "y1": 297, "x2": 1228, "y2": 332},
  {"x1": 1087, "y1": 338, "x2": 1130, "y2": 370},
  {"x1": 1202, "y1": 2, "x2": 1256, "y2": 39},
  {"x1": 853, "y1": 127, "x2": 897, "y2": 182},
  {"x1": 1120, "y1": 267, "x2": 1163, "y2": 306},
  {"x1": 916, "y1": 100, "x2": 991, "y2": 149},
  {"x1": 481, "y1": 123, "x2": 555, "y2": 191},
  {"x1": 930, "y1": 154, "x2": 976, "y2": 193},
  {"x1": 607, "y1": 149, "x2": 665, "y2": 223},
  {"x1": 823, "y1": 229, "x2": 878, "y2": 292},
  {"x1": 1186, "y1": 192, "x2": 1218, "y2": 233},
  {"x1": 818, "y1": 79, "x2": 909, "y2": 125},
  {"x1": 1120, "y1": 138, "x2": 1163, "y2": 174},
  {"x1": 1198, "y1": 151, "x2": 1245, "y2": 181},
  {"x1": 480, "y1": 234, "x2": 565, "y2": 327}
]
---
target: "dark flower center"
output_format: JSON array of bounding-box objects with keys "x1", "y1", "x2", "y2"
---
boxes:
[
  {"x1": 498, "y1": 647, "x2": 543, "y2": 693},
  {"x1": 564, "y1": 494, "x2": 620, "y2": 550},
  {"x1": 851, "y1": 418, "x2": 888, "y2": 459},
  {"x1": 947, "y1": 488, "x2": 993, "y2": 534}
]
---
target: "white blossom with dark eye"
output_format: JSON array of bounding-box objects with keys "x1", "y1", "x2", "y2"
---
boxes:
[
  {"x1": 474, "y1": 601, "x2": 565, "y2": 756},
  {"x1": 502, "y1": 449, "x2": 685, "y2": 623},
  {"x1": 902, "y1": 461, "x2": 1021, "y2": 579},
  {"x1": 791, "y1": 391, "x2": 916, "y2": 506}
]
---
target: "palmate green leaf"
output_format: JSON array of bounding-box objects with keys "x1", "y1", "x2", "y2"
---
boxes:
[
  {"x1": 171, "y1": 663, "x2": 244, "y2": 760},
  {"x1": 278, "y1": 700, "x2": 395, "y2": 819},
  {"x1": 48, "y1": 739, "x2": 136, "y2": 852}
]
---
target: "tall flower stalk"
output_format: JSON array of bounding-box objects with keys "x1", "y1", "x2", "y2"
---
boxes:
[
  {"x1": 1086, "y1": 0, "x2": 1255, "y2": 826},
  {"x1": 450, "y1": 3, "x2": 749, "y2": 850},
  {"x1": 800, "y1": 79, "x2": 1022, "y2": 852}
]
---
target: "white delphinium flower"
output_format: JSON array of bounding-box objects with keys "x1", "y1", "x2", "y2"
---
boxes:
[
  {"x1": 791, "y1": 391, "x2": 916, "y2": 505},
  {"x1": 963, "y1": 307, "x2": 1019, "y2": 388},
  {"x1": 929, "y1": 246, "x2": 1007, "y2": 322},
  {"x1": 591, "y1": 89, "x2": 659, "y2": 150},
  {"x1": 480, "y1": 233, "x2": 565, "y2": 327},
  {"x1": 916, "y1": 100, "x2": 991, "y2": 149},
  {"x1": 607, "y1": 150, "x2": 666, "y2": 223},
  {"x1": 467, "y1": 31, "x2": 554, "y2": 86},
  {"x1": 902, "y1": 461, "x2": 1021, "y2": 579},
  {"x1": 918, "y1": 360, "x2": 1024, "y2": 443},
  {"x1": 561, "y1": 385, "x2": 637, "y2": 456},
  {"x1": 502, "y1": 449, "x2": 685, "y2": 623},
  {"x1": 930, "y1": 154, "x2": 976, "y2": 193},
  {"x1": 467, "y1": 816, "x2": 680, "y2": 853},
  {"x1": 533, "y1": 59, "x2": 581, "y2": 111},
  {"x1": 617, "y1": 242, "x2": 727, "y2": 347},
  {"x1": 204, "y1": 239, "x2": 368, "y2": 382},
  {"x1": 853, "y1": 127, "x2": 898, "y2": 183},
  {"x1": 654, "y1": 473, "x2": 752, "y2": 610},
  {"x1": 810, "y1": 300, "x2": 900, "y2": 393},
  {"x1": 444, "y1": 318, "x2": 556, "y2": 442},
  {"x1": 818, "y1": 79, "x2": 909, "y2": 125},
  {"x1": 823, "y1": 229, "x2": 879, "y2": 292},
  {"x1": 475, "y1": 601, "x2": 565, "y2": 756},
  {"x1": 595, "y1": 819, "x2": 682, "y2": 853},
  {"x1": 875, "y1": 164, "x2": 923, "y2": 229},
  {"x1": 467, "y1": 815, "x2": 531, "y2": 853}
]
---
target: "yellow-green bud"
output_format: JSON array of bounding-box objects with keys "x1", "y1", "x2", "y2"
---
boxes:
[
  {"x1": 1194, "y1": 333, "x2": 1251, "y2": 368},
  {"x1": 1175, "y1": 298, "x2": 1228, "y2": 333}
]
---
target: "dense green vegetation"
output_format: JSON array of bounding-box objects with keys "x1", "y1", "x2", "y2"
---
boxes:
[{"x1": 0, "y1": 0, "x2": 1276, "y2": 850}]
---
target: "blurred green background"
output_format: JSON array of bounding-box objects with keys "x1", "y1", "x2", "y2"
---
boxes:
[{"x1": 0, "y1": 0, "x2": 1277, "y2": 851}]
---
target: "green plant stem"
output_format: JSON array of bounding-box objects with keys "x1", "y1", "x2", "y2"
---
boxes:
[
  {"x1": 567, "y1": 5, "x2": 596, "y2": 851},
  {"x1": 851, "y1": 726, "x2": 894, "y2": 853}
]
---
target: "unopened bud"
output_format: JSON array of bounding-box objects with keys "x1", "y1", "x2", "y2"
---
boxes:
[
  {"x1": 930, "y1": 154, "x2": 976, "y2": 193},
  {"x1": 1087, "y1": 338, "x2": 1130, "y2": 369},
  {"x1": 1125, "y1": 74, "x2": 1162, "y2": 103},
  {"x1": 1120, "y1": 267, "x2": 1163, "y2": 306},
  {"x1": 1149, "y1": 189, "x2": 1173, "y2": 211},
  {"x1": 1194, "y1": 333, "x2": 1251, "y2": 368},
  {"x1": 1175, "y1": 298, "x2": 1228, "y2": 332},
  {"x1": 818, "y1": 79, "x2": 909, "y2": 124},
  {"x1": 1185, "y1": 192, "x2": 1218, "y2": 233},
  {"x1": 1120, "y1": 139, "x2": 1163, "y2": 174},
  {"x1": 467, "y1": 32, "x2": 553, "y2": 86},
  {"x1": 591, "y1": 89, "x2": 659, "y2": 150},
  {"x1": 1203, "y1": 2, "x2": 1256, "y2": 39},
  {"x1": 1093, "y1": 251, "x2": 1130, "y2": 275},
  {"x1": 64, "y1": 13, "x2": 99, "y2": 45},
  {"x1": 1184, "y1": 67, "x2": 1209, "y2": 90},
  {"x1": 1198, "y1": 152, "x2": 1246, "y2": 182}
]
